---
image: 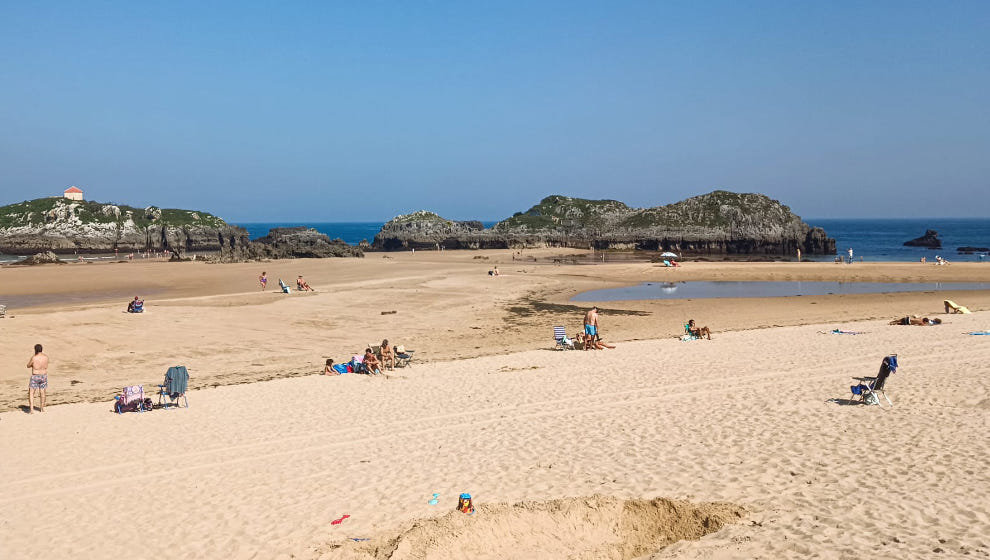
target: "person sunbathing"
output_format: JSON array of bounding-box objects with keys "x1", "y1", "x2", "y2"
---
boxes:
[
  {"x1": 297, "y1": 275, "x2": 314, "y2": 291},
  {"x1": 591, "y1": 335, "x2": 615, "y2": 349},
  {"x1": 889, "y1": 316, "x2": 942, "y2": 326},
  {"x1": 363, "y1": 348, "x2": 383, "y2": 374},
  {"x1": 687, "y1": 319, "x2": 712, "y2": 340},
  {"x1": 380, "y1": 339, "x2": 395, "y2": 371}
]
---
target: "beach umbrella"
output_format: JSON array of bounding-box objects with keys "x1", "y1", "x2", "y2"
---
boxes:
[{"x1": 660, "y1": 252, "x2": 678, "y2": 258}]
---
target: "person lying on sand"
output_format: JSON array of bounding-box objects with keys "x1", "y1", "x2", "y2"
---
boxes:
[
  {"x1": 687, "y1": 319, "x2": 712, "y2": 340},
  {"x1": 363, "y1": 348, "x2": 383, "y2": 375},
  {"x1": 591, "y1": 334, "x2": 615, "y2": 349},
  {"x1": 889, "y1": 316, "x2": 942, "y2": 326}
]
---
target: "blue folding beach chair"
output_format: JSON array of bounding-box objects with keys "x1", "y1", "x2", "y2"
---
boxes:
[{"x1": 851, "y1": 355, "x2": 897, "y2": 406}]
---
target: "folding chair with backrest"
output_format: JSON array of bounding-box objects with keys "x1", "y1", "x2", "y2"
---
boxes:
[
  {"x1": 158, "y1": 366, "x2": 189, "y2": 409},
  {"x1": 851, "y1": 355, "x2": 897, "y2": 406},
  {"x1": 553, "y1": 326, "x2": 574, "y2": 350},
  {"x1": 393, "y1": 344, "x2": 414, "y2": 368}
]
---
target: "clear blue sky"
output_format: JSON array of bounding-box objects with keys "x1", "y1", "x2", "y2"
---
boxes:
[{"x1": 1, "y1": 1, "x2": 988, "y2": 221}]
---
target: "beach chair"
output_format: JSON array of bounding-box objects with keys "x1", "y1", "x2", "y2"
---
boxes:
[
  {"x1": 278, "y1": 279, "x2": 291, "y2": 294},
  {"x1": 681, "y1": 323, "x2": 699, "y2": 341},
  {"x1": 115, "y1": 385, "x2": 148, "y2": 414},
  {"x1": 553, "y1": 326, "x2": 574, "y2": 350},
  {"x1": 158, "y1": 366, "x2": 189, "y2": 409},
  {"x1": 944, "y1": 300, "x2": 971, "y2": 314},
  {"x1": 662, "y1": 260, "x2": 672, "y2": 267},
  {"x1": 850, "y1": 355, "x2": 897, "y2": 406},
  {"x1": 394, "y1": 344, "x2": 414, "y2": 368}
]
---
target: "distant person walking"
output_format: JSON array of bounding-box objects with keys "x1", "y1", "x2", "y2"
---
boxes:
[
  {"x1": 259, "y1": 271, "x2": 268, "y2": 291},
  {"x1": 27, "y1": 344, "x2": 49, "y2": 413},
  {"x1": 848, "y1": 247, "x2": 854, "y2": 263},
  {"x1": 796, "y1": 248, "x2": 801, "y2": 262}
]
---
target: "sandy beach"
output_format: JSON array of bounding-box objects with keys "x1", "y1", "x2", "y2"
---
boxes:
[{"x1": 1, "y1": 252, "x2": 988, "y2": 559}]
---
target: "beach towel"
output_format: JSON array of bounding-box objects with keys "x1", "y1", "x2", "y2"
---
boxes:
[
  {"x1": 967, "y1": 331, "x2": 990, "y2": 335},
  {"x1": 823, "y1": 329, "x2": 865, "y2": 335},
  {"x1": 165, "y1": 366, "x2": 189, "y2": 397},
  {"x1": 332, "y1": 363, "x2": 349, "y2": 374}
]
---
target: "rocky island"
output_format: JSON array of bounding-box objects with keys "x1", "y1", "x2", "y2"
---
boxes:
[
  {"x1": 0, "y1": 197, "x2": 361, "y2": 261},
  {"x1": 373, "y1": 190, "x2": 835, "y2": 255},
  {"x1": 903, "y1": 229, "x2": 942, "y2": 248}
]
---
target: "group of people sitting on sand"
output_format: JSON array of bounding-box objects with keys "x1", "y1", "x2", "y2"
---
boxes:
[{"x1": 324, "y1": 339, "x2": 411, "y2": 375}]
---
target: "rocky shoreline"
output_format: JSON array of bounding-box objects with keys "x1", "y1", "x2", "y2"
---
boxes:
[{"x1": 373, "y1": 191, "x2": 835, "y2": 255}]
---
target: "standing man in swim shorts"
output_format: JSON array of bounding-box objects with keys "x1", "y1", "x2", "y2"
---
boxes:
[
  {"x1": 27, "y1": 344, "x2": 49, "y2": 413},
  {"x1": 583, "y1": 306, "x2": 599, "y2": 350}
]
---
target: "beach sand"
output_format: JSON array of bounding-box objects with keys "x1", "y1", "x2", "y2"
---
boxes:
[{"x1": 1, "y1": 252, "x2": 988, "y2": 558}]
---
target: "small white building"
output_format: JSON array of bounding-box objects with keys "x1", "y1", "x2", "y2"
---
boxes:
[{"x1": 63, "y1": 186, "x2": 84, "y2": 200}]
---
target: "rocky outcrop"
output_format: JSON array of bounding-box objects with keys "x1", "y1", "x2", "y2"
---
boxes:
[
  {"x1": 0, "y1": 198, "x2": 246, "y2": 255},
  {"x1": 373, "y1": 191, "x2": 835, "y2": 255},
  {"x1": 904, "y1": 230, "x2": 941, "y2": 248},
  {"x1": 252, "y1": 227, "x2": 364, "y2": 258},
  {"x1": 0, "y1": 198, "x2": 366, "y2": 262},
  {"x1": 11, "y1": 251, "x2": 64, "y2": 266}
]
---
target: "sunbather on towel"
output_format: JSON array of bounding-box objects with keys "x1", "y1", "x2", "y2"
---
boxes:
[
  {"x1": 363, "y1": 348, "x2": 383, "y2": 374},
  {"x1": 889, "y1": 316, "x2": 942, "y2": 326},
  {"x1": 591, "y1": 334, "x2": 616, "y2": 349}
]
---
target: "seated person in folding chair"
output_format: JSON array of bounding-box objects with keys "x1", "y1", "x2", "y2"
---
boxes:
[
  {"x1": 363, "y1": 348, "x2": 383, "y2": 375},
  {"x1": 380, "y1": 339, "x2": 395, "y2": 371},
  {"x1": 127, "y1": 296, "x2": 144, "y2": 313},
  {"x1": 686, "y1": 319, "x2": 711, "y2": 340}
]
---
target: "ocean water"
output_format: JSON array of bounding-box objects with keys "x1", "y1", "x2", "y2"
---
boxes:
[
  {"x1": 233, "y1": 221, "x2": 500, "y2": 245},
  {"x1": 235, "y1": 222, "x2": 386, "y2": 245},
  {"x1": 805, "y1": 218, "x2": 990, "y2": 263}
]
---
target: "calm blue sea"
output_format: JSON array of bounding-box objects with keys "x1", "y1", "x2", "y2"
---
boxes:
[
  {"x1": 234, "y1": 218, "x2": 990, "y2": 263},
  {"x1": 805, "y1": 218, "x2": 990, "y2": 262}
]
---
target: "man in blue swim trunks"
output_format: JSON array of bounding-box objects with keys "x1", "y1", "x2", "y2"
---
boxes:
[{"x1": 583, "y1": 306, "x2": 599, "y2": 350}]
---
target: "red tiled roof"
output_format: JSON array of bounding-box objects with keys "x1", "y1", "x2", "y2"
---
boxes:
[{"x1": 64, "y1": 186, "x2": 83, "y2": 193}]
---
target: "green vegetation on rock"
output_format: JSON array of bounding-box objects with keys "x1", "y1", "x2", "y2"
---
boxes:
[{"x1": 0, "y1": 197, "x2": 226, "y2": 229}]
